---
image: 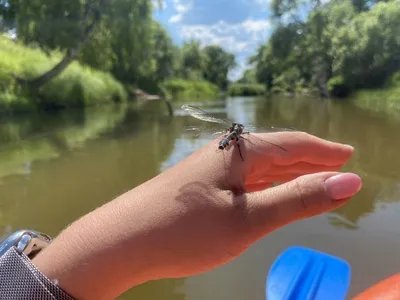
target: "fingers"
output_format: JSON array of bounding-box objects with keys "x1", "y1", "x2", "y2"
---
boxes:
[
  {"x1": 248, "y1": 132, "x2": 354, "y2": 166},
  {"x1": 251, "y1": 163, "x2": 345, "y2": 183},
  {"x1": 244, "y1": 172, "x2": 362, "y2": 234},
  {"x1": 245, "y1": 161, "x2": 345, "y2": 186},
  {"x1": 268, "y1": 161, "x2": 346, "y2": 174}
]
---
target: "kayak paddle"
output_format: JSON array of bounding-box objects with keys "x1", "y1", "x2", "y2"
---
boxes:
[{"x1": 266, "y1": 246, "x2": 351, "y2": 300}]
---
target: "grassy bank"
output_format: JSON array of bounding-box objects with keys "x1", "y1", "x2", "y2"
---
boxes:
[
  {"x1": 350, "y1": 88, "x2": 400, "y2": 115},
  {"x1": 0, "y1": 36, "x2": 127, "y2": 115},
  {"x1": 228, "y1": 83, "x2": 266, "y2": 96},
  {"x1": 161, "y1": 79, "x2": 220, "y2": 101}
]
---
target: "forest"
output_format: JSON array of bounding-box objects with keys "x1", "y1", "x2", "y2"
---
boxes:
[
  {"x1": 241, "y1": 0, "x2": 400, "y2": 99},
  {"x1": 0, "y1": 0, "x2": 399, "y2": 114},
  {"x1": 0, "y1": 0, "x2": 236, "y2": 113}
]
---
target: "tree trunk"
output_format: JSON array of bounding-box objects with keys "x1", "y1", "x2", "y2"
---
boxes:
[
  {"x1": 15, "y1": 0, "x2": 104, "y2": 89},
  {"x1": 15, "y1": 49, "x2": 78, "y2": 88}
]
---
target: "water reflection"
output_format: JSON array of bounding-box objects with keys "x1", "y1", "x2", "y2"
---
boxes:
[
  {"x1": 122, "y1": 279, "x2": 186, "y2": 300},
  {"x1": 0, "y1": 102, "x2": 181, "y2": 237},
  {"x1": 253, "y1": 96, "x2": 400, "y2": 226},
  {"x1": 0, "y1": 103, "x2": 129, "y2": 179}
]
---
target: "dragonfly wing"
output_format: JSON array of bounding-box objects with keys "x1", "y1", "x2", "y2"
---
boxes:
[
  {"x1": 240, "y1": 133, "x2": 292, "y2": 158},
  {"x1": 181, "y1": 105, "x2": 232, "y2": 125},
  {"x1": 239, "y1": 125, "x2": 296, "y2": 157},
  {"x1": 243, "y1": 125, "x2": 297, "y2": 133},
  {"x1": 183, "y1": 126, "x2": 227, "y2": 139}
]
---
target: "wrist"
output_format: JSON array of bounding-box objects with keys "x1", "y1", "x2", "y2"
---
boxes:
[{"x1": 32, "y1": 193, "x2": 158, "y2": 300}]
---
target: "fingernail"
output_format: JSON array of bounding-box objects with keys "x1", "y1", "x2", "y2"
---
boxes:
[{"x1": 324, "y1": 173, "x2": 362, "y2": 200}]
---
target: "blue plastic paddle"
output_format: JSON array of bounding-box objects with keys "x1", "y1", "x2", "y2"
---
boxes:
[{"x1": 266, "y1": 246, "x2": 351, "y2": 300}]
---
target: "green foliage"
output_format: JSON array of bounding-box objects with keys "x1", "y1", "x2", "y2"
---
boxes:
[
  {"x1": 228, "y1": 83, "x2": 266, "y2": 96},
  {"x1": 249, "y1": 0, "x2": 400, "y2": 99},
  {"x1": 237, "y1": 69, "x2": 257, "y2": 84},
  {"x1": 0, "y1": 0, "x2": 238, "y2": 110},
  {"x1": 0, "y1": 36, "x2": 127, "y2": 114},
  {"x1": 202, "y1": 45, "x2": 236, "y2": 90},
  {"x1": 388, "y1": 72, "x2": 400, "y2": 88},
  {"x1": 161, "y1": 79, "x2": 220, "y2": 101},
  {"x1": 172, "y1": 41, "x2": 236, "y2": 91},
  {"x1": 352, "y1": 88, "x2": 400, "y2": 115},
  {"x1": 180, "y1": 41, "x2": 207, "y2": 80},
  {"x1": 327, "y1": 76, "x2": 351, "y2": 98},
  {"x1": 331, "y1": 1, "x2": 400, "y2": 88}
]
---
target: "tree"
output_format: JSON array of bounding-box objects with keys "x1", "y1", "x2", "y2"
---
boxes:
[
  {"x1": 331, "y1": 0, "x2": 400, "y2": 88},
  {"x1": 249, "y1": 0, "x2": 399, "y2": 96},
  {"x1": 1, "y1": 0, "x2": 155, "y2": 89},
  {"x1": 180, "y1": 41, "x2": 207, "y2": 80},
  {"x1": 202, "y1": 45, "x2": 236, "y2": 90},
  {"x1": 238, "y1": 68, "x2": 257, "y2": 84},
  {"x1": 17, "y1": 0, "x2": 107, "y2": 88}
]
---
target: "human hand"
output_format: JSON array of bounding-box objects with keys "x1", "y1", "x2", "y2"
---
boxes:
[
  {"x1": 142, "y1": 131, "x2": 361, "y2": 279},
  {"x1": 32, "y1": 131, "x2": 362, "y2": 300}
]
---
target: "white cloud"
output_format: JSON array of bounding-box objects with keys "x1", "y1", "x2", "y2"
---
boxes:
[
  {"x1": 152, "y1": 0, "x2": 167, "y2": 10},
  {"x1": 178, "y1": 18, "x2": 271, "y2": 80},
  {"x1": 254, "y1": 0, "x2": 270, "y2": 11},
  {"x1": 179, "y1": 19, "x2": 270, "y2": 53},
  {"x1": 169, "y1": 0, "x2": 193, "y2": 23},
  {"x1": 241, "y1": 19, "x2": 270, "y2": 33},
  {"x1": 254, "y1": 0, "x2": 270, "y2": 5},
  {"x1": 169, "y1": 14, "x2": 183, "y2": 23}
]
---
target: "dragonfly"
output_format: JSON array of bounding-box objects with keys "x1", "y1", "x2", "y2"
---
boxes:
[{"x1": 181, "y1": 104, "x2": 295, "y2": 161}]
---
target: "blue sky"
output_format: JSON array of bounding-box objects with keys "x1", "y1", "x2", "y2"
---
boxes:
[{"x1": 152, "y1": 0, "x2": 274, "y2": 81}]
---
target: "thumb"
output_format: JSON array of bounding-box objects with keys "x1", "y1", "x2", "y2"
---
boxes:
[{"x1": 246, "y1": 172, "x2": 362, "y2": 232}]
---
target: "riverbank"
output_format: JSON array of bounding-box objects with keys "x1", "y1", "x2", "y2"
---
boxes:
[
  {"x1": 161, "y1": 79, "x2": 220, "y2": 101},
  {"x1": 350, "y1": 88, "x2": 400, "y2": 117},
  {"x1": 0, "y1": 36, "x2": 127, "y2": 115},
  {"x1": 227, "y1": 83, "x2": 266, "y2": 96},
  {"x1": 0, "y1": 37, "x2": 224, "y2": 115}
]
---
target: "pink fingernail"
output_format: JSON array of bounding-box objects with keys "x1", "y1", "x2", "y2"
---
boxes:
[{"x1": 324, "y1": 173, "x2": 362, "y2": 200}]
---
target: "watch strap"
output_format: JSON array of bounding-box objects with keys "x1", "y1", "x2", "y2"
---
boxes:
[{"x1": 0, "y1": 246, "x2": 75, "y2": 300}]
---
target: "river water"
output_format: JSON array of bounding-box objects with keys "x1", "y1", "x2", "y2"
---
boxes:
[{"x1": 1, "y1": 96, "x2": 400, "y2": 299}]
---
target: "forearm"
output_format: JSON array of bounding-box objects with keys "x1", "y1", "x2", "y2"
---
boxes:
[
  {"x1": 32, "y1": 178, "x2": 170, "y2": 300},
  {"x1": 30, "y1": 154, "x2": 213, "y2": 300}
]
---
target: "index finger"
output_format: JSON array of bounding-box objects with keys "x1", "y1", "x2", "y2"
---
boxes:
[{"x1": 246, "y1": 131, "x2": 355, "y2": 166}]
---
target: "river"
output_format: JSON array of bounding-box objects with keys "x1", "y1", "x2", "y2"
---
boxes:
[{"x1": 1, "y1": 96, "x2": 400, "y2": 299}]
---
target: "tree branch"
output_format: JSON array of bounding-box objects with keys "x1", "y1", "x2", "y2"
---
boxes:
[{"x1": 14, "y1": 0, "x2": 106, "y2": 89}]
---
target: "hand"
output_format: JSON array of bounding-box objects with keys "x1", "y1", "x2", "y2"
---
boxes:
[
  {"x1": 32, "y1": 131, "x2": 362, "y2": 300},
  {"x1": 144, "y1": 131, "x2": 361, "y2": 276}
]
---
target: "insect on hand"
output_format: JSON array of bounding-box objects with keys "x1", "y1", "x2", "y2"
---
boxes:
[{"x1": 181, "y1": 104, "x2": 295, "y2": 162}]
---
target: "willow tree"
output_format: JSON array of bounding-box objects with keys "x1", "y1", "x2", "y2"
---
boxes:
[{"x1": 1, "y1": 0, "x2": 155, "y2": 88}]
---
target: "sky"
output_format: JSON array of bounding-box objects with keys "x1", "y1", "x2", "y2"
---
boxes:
[{"x1": 152, "y1": 0, "x2": 274, "y2": 81}]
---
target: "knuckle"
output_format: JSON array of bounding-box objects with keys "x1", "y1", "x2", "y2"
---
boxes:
[
  {"x1": 298, "y1": 131, "x2": 311, "y2": 140},
  {"x1": 288, "y1": 179, "x2": 309, "y2": 212}
]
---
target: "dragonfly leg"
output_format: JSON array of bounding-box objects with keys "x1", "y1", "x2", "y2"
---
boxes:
[
  {"x1": 240, "y1": 135, "x2": 256, "y2": 147},
  {"x1": 236, "y1": 137, "x2": 244, "y2": 162},
  {"x1": 241, "y1": 133, "x2": 288, "y2": 153}
]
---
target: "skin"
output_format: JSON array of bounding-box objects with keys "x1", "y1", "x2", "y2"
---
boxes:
[{"x1": 32, "y1": 131, "x2": 362, "y2": 300}]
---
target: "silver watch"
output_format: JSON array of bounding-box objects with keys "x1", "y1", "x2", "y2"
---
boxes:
[{"x1": 0, "y1": 230, "x2": 52, "y2": 259}]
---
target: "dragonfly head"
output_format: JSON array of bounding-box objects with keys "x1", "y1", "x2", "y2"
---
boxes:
[{"x1": 232, "y1": 123, "x2": 245, "y2": 134}]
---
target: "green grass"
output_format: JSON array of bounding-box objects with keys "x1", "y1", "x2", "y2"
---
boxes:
[
  {"x1": 161, "y1": 78, "x2": 220, "y2": 101},
  {"x1": 350, "y1": 87, "x2": 400, "y2": 115},
  {"x1": 0, "y1": 36, "x2": 127, "y2": 115},
  {"x1": 228, "y1": 83, "x2": 266, "y2": 96}
]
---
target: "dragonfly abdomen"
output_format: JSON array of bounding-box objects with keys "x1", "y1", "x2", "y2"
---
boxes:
[
  {"x1": 218, "y1": 131, "x2": 239, "y2": 149},
  {"x1": 218, "y1": 139, "x2": 229, "y2": 149}
]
